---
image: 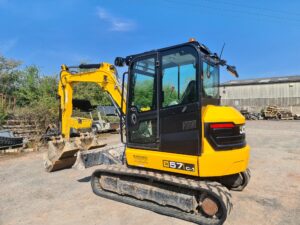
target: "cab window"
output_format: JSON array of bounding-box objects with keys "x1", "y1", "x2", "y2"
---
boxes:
[
  {"x1": 129, "y1": 57, "x2": 156, "y2": 112},
  {"x1": 162, "y1": 48, "x2": 197, "y2": 107},
  {"x1": 203, "y1": 62, "x2": 219, "y2": 98}
]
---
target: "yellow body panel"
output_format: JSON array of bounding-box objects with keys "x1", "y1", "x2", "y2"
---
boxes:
[
  {"x1": 126, "y1": 148, "x2": 199, "y2": 176},
  {"x1": 69, "y1": 117, "x2": 92, "y2": 130},
  {"x1": 199, "y1": 139, "x2": 250, "y2": 177},
  {"x1": 126, "y1": 105, "x2": 250, "y2": 178},
  {"x1": 198, "y1": 105, "x2": 250, "y2": 177},
  {"x1": 202, "y1": 105, "x2": 245, "y2": 124}
]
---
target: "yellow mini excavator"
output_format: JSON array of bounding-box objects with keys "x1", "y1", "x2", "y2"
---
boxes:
[{"x1": 45, "y1": 39, "x2": 250, "y2": 225}]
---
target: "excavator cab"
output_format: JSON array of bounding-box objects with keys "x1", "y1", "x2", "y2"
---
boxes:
[
  {"x1": 116, "y1": 40, "x2": 248, "y2": 179},
  {"x1": 124, "y1": 43, "x2": 202, "y2": 155}
]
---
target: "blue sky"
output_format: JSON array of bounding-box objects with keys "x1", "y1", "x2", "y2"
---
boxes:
[{"x1": 0, "y1": 0, "x2": 300, "y2": 81}]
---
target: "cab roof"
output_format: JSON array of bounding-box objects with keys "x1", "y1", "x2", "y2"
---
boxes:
[{"x1": 124, "y1": 41, "x2": 214, "y2": 66}]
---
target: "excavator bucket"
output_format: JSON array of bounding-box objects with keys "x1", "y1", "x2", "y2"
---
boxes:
[
  {"x1": 44, "y1": 134, "x2": 107, "y2": 172},
  {"x1": 44, "y1": 137, "x2": 80, "y2": 172},
  {"x1": 75, "y1": 133, "x2": 106, "y2": 150}
]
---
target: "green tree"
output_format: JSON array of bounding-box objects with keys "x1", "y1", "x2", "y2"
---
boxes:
[
  {"x1": 163, "y1": 85, "x2": 178, "y2": 107},
  {"x1": 73, "y1": 82, "x2": 112, "y2": 106},
  {"x1": 15, "y1": 66, "x2": 40, "y2": 106},
  {"x1": 134, "y1": 80, "x2": 154, "y2": 109},
  {"x1": 71, "y1": 65, "x2": 113, "y2": 106},
  {"x1": 133, "y1": 81, "x2": 179, "y2": 109},
  {"x1": 0, "y1": 105, "x2": 8, "y2": 125},
  {"x1": 0, "y1": 54, "x2": 117, "y2": 127},
  {"x1": 11, "y1": 65, "x2": 59, "y2": 127},
  {"x1": 0, "y1": 55, "x2": 21, "y2": 95}
]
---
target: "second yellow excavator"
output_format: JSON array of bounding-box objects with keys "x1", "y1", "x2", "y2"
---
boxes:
[
  {"x1": 44, "y1": 39, "x2": 250, "y2": 225},
  {"x1": 43, "y1": 62, "x2": 125, "y2": 171}
]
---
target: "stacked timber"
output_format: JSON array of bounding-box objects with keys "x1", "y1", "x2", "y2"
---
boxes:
[
  {"x1": 2, "y1": 119, "x2": 42, "y2": 139},
  {"x1": 262, "y1": 106, "x2": 294, "y2": 120}
]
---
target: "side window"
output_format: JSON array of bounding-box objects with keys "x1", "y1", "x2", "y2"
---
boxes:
[
  {"x1": 162, "y1": 48, "x2": 197, "y2": 107},
  {"x1": 202, "y1": 62, "x2": 219, "y2": 98},
  {"x1": 130, "y1": 58, "x2": 156, "y2": 112}
]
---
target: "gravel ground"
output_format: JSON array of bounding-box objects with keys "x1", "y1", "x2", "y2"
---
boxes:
[{"x1": 0, "y1": 121, "x2": 299, "y2": 225}]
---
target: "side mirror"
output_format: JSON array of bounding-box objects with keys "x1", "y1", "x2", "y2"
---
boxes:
[
  {"x1": 114, "y1": 57, "x2": 126, "y2": 67},
  {"x1": 226, "y1": 65, "x2": 239, "y2": 78}
]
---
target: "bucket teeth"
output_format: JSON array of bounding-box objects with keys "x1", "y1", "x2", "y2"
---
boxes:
[
  {"x1": 76, "y1": 133, "x2": 106, "y2": 150},
  {"x1": 44, "y1": 138, "x2": 80, "y2": 172}
]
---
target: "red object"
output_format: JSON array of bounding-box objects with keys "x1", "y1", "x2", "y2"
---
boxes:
[{"x1": 210, "y1": 123, "x2": 234, "y2": 129}]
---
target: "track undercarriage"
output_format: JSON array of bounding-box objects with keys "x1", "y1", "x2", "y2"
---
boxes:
[{"x1": 91, "y1": 165, "x2": 233, "y2": 225}]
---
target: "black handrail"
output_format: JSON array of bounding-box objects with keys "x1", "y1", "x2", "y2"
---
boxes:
[{"x1": 120, "y1": 71, "x2": 128, "y2": 144}]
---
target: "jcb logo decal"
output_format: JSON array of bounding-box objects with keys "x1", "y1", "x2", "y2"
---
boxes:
[
  {"x1": 163, "y1": 161, "x2": 169, "y2": 167},
  {"x1": 163, "y1": 160, "x2": 195, "y2": 172}
]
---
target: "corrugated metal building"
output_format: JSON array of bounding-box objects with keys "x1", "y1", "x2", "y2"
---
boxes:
[{"x1": 220, "y1": 75, "x2": 300, "y2": 112}]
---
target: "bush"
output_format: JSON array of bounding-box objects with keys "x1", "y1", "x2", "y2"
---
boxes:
[{"x1": 0, "y1": 105, "x2": 8, "y2": 125}]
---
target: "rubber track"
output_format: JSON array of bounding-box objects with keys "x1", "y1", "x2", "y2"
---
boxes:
[
  {"x1": 91, "y1": 165, "x2": 232, "y2": 225},
  {"x1": 0, "y1": 136, "x2": 23, "y2": 148},
  {"x1": 230, "y1": 169, "x2": 251, "y2": 191}
]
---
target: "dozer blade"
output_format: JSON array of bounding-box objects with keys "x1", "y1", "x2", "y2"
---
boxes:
[
  {"x1": 44, "y1": 138, "x2": 80, "y2": 172},
  {"x1": 72, "y1": 143, "x2": 124, "y2": 170},
  {"x1": 71, "y1": 134, "x2": 107, "y2": 170},
  {"x1": 71, "y1": 134, "x2": 109, "y2": 170}
]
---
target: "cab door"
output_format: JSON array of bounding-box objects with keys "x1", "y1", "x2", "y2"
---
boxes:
[
  {"x1": 159, "y1": 46, "x2": 201, "y2": 155},
  {"x1": 126, "y1": 54, "x2": 159, "y2": 149}
]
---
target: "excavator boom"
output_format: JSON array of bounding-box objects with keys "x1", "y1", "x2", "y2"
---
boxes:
[{"x1": 58, "y1": 62, "x2": 126, "y2": 139}]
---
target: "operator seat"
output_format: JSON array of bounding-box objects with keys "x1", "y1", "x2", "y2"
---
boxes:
[{"x1": 180, "y1": 80, "x2": 197, "y2": 104}]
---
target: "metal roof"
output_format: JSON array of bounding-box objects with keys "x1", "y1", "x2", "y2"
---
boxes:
[{"x1": 221, "y1": 75, "x2": 300, "y2": 86}]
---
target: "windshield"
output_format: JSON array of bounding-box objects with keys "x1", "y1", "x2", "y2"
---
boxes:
[{"x1": 203, "y1": 62, "x2": 219, "y2": 98}]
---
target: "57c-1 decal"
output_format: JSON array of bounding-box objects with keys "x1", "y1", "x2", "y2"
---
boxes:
[{"x1": 163, "y1": 160, "x2": 195, "y2": 172}]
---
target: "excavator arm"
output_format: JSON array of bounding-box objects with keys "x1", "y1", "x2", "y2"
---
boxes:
[
  {"x1": 44, "y1": 62, "x2": 126, "y2": 172},
  {"x1": 58, "y1": 62, "x2": 126, "y2": 139}
]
